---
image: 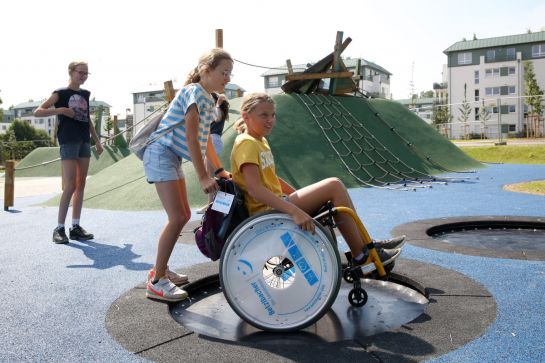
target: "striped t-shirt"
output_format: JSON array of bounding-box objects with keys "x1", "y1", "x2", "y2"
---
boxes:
[{"x1": 154, "y1": 83, "x2": 215, "y2": 161}]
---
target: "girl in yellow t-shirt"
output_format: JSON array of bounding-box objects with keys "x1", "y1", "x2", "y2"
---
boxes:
[{"x1": 230, "y1": 93, "x2": 405, "y2": 268}]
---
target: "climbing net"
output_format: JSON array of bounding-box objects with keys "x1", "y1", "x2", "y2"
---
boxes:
[{"x1": 294, "y1": 94, "x2": 476, "y2": 190}]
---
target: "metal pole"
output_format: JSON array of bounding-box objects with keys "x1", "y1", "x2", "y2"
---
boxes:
[{"x1": 4, "y1": 160, "x2": 14, "y2": 211}]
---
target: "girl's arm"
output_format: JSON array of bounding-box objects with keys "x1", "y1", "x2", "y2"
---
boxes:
[
  {"x1": 205, "y1": 136, "x2": 230, "y2": 179},
  {"x1": 33, "y1": 93, "x2": 74, "y2": 118},
  {"x1": 88, "y1": 119, "x2": 103, "y2": 155},
  {"x1": 186, "y1": 105, "x2": 218, "y2": 194},
  {"x1": 241, "y1": 163, "x2": 315, "y2": 233}
]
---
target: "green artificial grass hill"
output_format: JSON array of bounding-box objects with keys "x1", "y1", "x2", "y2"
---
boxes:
[
  {"x1": 34, "y1": 94, "x2": 482, "y2": 210},
  {"x1": 15, "y1": 145, "x2": 130, "y2": 177}
]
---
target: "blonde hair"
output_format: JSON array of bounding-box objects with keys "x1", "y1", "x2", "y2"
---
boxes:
[
  {"x1": 184, "y1": 48, "x2": 233, "y2": 86},
  {"x1": 68, "y1": 61, "x2": 88, "y2": 72},
  {"x1": 233, "y1": 92, "x2": 275, "y2": 133}
]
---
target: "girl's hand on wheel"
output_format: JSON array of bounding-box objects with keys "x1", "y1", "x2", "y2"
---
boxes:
[{"x1": 292, "y1": 208, "x2": 315, "y2": 234}]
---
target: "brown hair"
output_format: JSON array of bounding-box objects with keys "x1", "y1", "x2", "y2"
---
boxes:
[
  {"x1": 184, "y1": 48, "x2": 233, "y2": 86},
  {"x1": 233, "y1": 92, "x2": 275, "y2": 133}
]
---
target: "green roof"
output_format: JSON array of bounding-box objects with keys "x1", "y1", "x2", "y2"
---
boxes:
[{"x1": 444, "y1": 31, "x2": 545, "y2": 53}]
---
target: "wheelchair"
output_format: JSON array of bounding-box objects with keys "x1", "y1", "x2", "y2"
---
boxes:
[{"x1": 218, "y1": 201, "x2": 394, "y2": 333}]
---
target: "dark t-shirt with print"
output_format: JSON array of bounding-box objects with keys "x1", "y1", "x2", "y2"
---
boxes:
[{"x1": 54, "y1": 87, "x2": 91, "y2": 144}]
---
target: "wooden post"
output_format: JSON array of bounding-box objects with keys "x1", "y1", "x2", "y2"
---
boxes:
[
  {"x1": 164, "y1": 81, "x2": 175, "y2": 103},
  {"x1": 329, "y1": 31, "x2": 344, "y2": 95},
  {"x1": 4, "y1": 160, "x2": 14, "y2": 211},
  {"x1": 215, "y1": 29, "x2": 223, "y2": 48},
  {"x1": 236, "y1": 88, "x2": 242, "y2": 97},
  {"x1": 286, "y1": 59, "x2": 293, "y2": 75}
]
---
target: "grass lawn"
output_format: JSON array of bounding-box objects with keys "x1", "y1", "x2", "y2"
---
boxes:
[
  {"x1": 459, "y1": 145, "x2": 545, "y2": 165},
  {"x1": 459, "y1": 144, "x2": 545, "y2": 196}
]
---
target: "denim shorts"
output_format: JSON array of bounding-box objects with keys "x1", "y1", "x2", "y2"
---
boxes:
[
  {"x1": 143, "y1": 142, "x2": 184, "y2": 183},
  {"x1": 210, "y1": 133, "x2": 223, "y2": 155},
  {"x1": 60, "y1": 142, "x2": 91, "y2": 160}
]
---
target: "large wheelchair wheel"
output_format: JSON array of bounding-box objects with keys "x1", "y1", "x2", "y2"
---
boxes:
[{"x1": 219, "y1": 211, "x2": 341, "y2": 332}]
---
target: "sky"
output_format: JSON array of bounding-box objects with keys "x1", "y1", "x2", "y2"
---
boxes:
[{"x1": 1, "y1": 0, "x2": 544, "y2": 116}]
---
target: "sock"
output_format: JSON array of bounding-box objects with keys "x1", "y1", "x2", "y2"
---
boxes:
[
  {"x1": 57, "y1": 223, "x2": 65, "y2": 229},
  {"x1": 72, "y1": 219, "x2": 80, "y2": 227},
  {"x1": 354, "y1": 252, "x2": 365, "y2": 261}
]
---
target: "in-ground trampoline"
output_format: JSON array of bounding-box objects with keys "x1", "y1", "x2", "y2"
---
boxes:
[{"x1": 392, "y1": 216, "x2": 545, "y2": 261}]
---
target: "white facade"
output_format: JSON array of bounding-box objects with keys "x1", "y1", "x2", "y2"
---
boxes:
[
  {"x1": 6, "y1": 100, "x2": 112, "y2": 140},
  {"x1": 131, "y1": 82, "x2": 244, "y2": 137},
  {"x1": 262, "y1": 57, "x2": 392, "y2": 99},
  {"x1": 445, "y1": 31, "x2": 545, "y2": 139}
]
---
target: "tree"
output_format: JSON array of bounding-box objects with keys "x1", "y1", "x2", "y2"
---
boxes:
[
  {"x1": 103, "y1": 116, "x2": 113, "y2": 145},
  {"x1": 479, "y1": 100, "x2": 491, "y2": 138},
  {"x1": 458, "y1": 83, "x2": 472, "y2": 139},
  {"x1": 523, "y1": 61, "x2": 544, "y2": 137},
  {"x1": 1, "y1": 120, "x2": 50, "y2": 160},
  {"x1": 419, "y1": 90, "x2": 434, "y2": 98},
  {"x1": 0, "y1": 96, "x2": 3, "y2": 122}
]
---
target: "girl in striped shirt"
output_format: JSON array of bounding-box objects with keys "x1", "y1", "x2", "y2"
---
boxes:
[{"x1": 144, "y1": 49, "x2": 233, "y2": 302}]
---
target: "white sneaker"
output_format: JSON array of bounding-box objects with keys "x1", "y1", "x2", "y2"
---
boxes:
[
  {"x1": 147, "y1": 267, "x2": 188, "y2": 286},
  {"x1": 146, "y1": 277, "x2": 188, "y2": 302}
]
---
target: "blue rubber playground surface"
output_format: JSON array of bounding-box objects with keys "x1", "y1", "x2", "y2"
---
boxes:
[{"x1": 1, "y1": 163, "x2": 544, "y2": 362}]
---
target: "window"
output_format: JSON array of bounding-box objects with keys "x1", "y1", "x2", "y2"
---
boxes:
[
  {"x1": 486, "y1": 107, "x2": 499, "y2": 114},
  {"x1": 485, "y1": 68, "x2": 500, "y2": 77},
  {"x1": 485, "y1": 87, "x2": 500, "y2": 96},
  {"x1": 508, "y1": 67, "x2": 515, "y2": 75},
  {"x1": 267, "y1": 76, "x2": 280, "y2": 88},
  {"x1": 474, "y1": 70, "x2": 479, "y2": 84},
  {"x1": 532, "y1": 44, "x2": 545, "y2": 57},
  {"x1": 509, "y1": 124, "x2": 516, "y2": 132},
  {"x1": 474, "y1": 89, "x2": 479, "y2": 101},
  {"x1": 475, "y1": 108, "x2": 480, "y2": 120},
  {"x1": 506, "y1": 48, "x2": 516, "y2": 60},
  {"x1": 486, "y1": 49, "x2": 496, "y2": 61},
  {"x1": 458, "y1": 52, "x2": 472, "y2": 65},
  {"x1": 509, "y1": 86, "x2": 516, "y2": 95},
  {"x1": 509, "y1": 105, "x2": 516, "y2": 113}
]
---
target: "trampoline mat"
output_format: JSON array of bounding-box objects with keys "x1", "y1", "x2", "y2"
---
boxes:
[{"x1": 432, "y1": 228, "x2": 545, "y2": 251}]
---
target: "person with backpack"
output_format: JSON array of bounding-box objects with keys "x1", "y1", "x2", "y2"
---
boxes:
[
  {"x1": 230, "y1": 93, "x2": 405, "y2": 271},
  {"x1": 143, "y1": 49, "x2": 232, "y2": 302},
  {"x1": 34, "y1": 61, "x2": 104, "y2": 245}
]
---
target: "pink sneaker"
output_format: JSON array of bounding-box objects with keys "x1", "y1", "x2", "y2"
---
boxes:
[{"x1": 148, "y1": 266, "x2": 189, "y2": 286}]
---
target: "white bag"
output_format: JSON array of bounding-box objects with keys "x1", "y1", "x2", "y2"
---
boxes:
[{"x1": 129, "y1": 110, "x2": 168, "y2": 160}]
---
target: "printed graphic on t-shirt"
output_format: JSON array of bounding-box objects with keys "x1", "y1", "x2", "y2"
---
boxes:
[
  {"x1": 260, "y1": 150, "x2": 275, "y2": 169},
  {"x1": 68, "y1": 94, "x2": 89, "y2": 122}
]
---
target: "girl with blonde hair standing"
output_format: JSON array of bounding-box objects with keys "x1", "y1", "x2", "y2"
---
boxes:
[
  {"x1": 35, "y1": 61, "x2": 103, "y2": 244},
  {"x1": 144, "y1": 49, "x2": 233, "y2": 302}
]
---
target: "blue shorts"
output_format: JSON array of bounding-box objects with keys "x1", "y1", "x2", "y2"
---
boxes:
[
  {"x1": 143, "y1": 142, "x2": 185, "y2": 183},
  {"x1": 210, "y1": 133, "x2": 223, "y2": 155},
  {"x1": 60, "y1": 142, "x2": 91, "y2": 160}
]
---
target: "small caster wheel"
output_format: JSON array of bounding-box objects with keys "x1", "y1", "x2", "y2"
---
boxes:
[
  {"x1": 348, "y1": 287, "x2": 368, "y2": 307},
  {"x1": 343, "y1": 268, "x2": 354, "y2": 283}
]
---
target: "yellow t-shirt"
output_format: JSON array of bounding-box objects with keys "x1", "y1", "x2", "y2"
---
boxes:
[{"x1": 230, "y1": 133, "x2": 283, "y2": 215}]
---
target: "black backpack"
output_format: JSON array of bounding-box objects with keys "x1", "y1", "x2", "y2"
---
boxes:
[{"x1": 194, "y1": 180, "x2": 248, "y2": 261}]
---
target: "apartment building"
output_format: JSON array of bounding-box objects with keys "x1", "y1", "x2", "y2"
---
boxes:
[
  {"x1": 8, "y1": 99, "x2": 111, "y2": 139},
  {"x1": 444, "y1": 31, "x2": 545, "y2": 139},
  {"x1": 131, "y1": 82, "x2": 245, "y2": 136},
  {"x1": 261, "y1": 57, "x2": 392, "y2": 99}
]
